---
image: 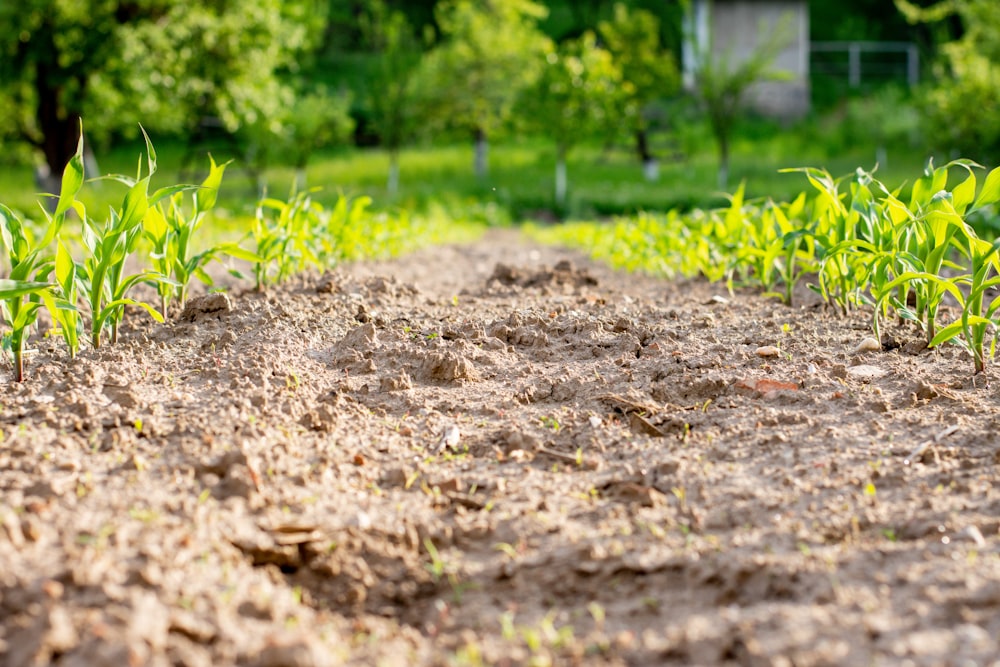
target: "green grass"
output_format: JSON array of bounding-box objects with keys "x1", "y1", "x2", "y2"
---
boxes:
[{"x1": 1, "y1": 118, "x2": 934, "y2": 227}]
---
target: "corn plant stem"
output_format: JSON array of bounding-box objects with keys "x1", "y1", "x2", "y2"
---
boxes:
[{"x1": 13, "y1": 344, "x2": 24, "y2": 383}]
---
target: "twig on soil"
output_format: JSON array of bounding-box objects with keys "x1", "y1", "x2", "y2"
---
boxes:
[
  {"x1": 535, "y1": 445, "x2": 602, "y2": 470},
  {"x1": 903, "y1": 424, "x2": 960, "y2": 466}
]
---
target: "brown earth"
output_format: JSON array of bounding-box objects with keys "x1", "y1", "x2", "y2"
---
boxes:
[{"x1": 1, "y1": 228, "x2": 999, "y2": 667}]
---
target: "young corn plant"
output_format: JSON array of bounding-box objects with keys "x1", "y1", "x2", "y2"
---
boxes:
[
  {"x1": 143, "y1": 155, "x2": 256, "y2": 316},
  {"x1": 237, "y1": 189, "x2": 352, "y2": 291},
  {"x1": 81, "y1": 127, "x2": 176, "y2": 347},
  {"x1": 920, "y1": 165, "x2": 1000, "y2": 374},
  {"x1": 885, "y1": 160, "x2": 979, "y2": 345},
  {"x1": 0, "y1": 129, "x2": 85, "y2": 380},
  {"x1": 40, "y1": 241, "x2": 83, "y2": 359}
]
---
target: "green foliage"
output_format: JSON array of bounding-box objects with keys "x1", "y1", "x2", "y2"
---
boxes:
[
  {"x1": 522, "y1": 32, "x2": 624, "y2": 158},
  {"x1": 518, "y1": 31, "x2": 624, "y2": 204},
  {"x1": 81, "y1": 128, "x2": 178, "y2": 348},
  {"x1": 361, "y1": 1, "x2": 425, "y2": 154},
  {"x1": 418, "y1": 0, "x2": 551, "y2": 168},
  {"x1": 143, "y1": 155, "x2": 257, "y2": 317},
  {"x1": 598, "y1": 3, "x2": 679, "y2": 143},
  {"x1": 0, "y1": 0, "x2": 326, "y2": 178},
  {"x1": 897, "y1": 0, "x2": 1000, "y2": 160},
  {"x1": 0, "y1": 126, "x2": 87, "y2": 380}
]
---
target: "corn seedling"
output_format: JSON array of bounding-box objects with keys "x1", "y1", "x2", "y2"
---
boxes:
[
  {"x1": 144, "y1": 155, "x2": 256, "y2": 316},
  {"x1": 81, "y1": 127, "x2": 176, "y2": 347},
  {"x1": 0, "y1": 126, "x2": 88, "y2": 379}
]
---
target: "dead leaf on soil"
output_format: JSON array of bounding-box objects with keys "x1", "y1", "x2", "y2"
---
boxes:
[
  {"x1": 599, "y1": 480, "x2": 666, "y2": 507},
  {"x1": 735, "y1": 378, "x2": 799, "y2": 394},
  {"x1": 628, "y1": 412, "x2": 667, "y2": 437},
  {"x1": 598, "y1": 392, "x2": 659, "y2": 415}
]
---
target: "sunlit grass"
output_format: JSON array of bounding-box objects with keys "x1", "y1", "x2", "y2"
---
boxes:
[{"x1": 1, "y1": 126, "x2": 933, "y2": 226}]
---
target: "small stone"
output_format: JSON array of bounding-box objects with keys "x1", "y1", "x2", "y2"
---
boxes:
[
  {"x1": 433, "y1": 424, "x2": 461, "y2": 454},
  {"x1": 755, "y1": 345, "x2": 781, "y2": 358},
  {"x1": 846, "y1": 364, "x2": 888, "y2": 381},
  {"x1": 854, "y1": 337, "x2": 881, "y2": 354}
]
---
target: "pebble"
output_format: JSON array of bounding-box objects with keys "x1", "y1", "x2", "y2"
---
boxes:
[
  {"x1": 755, "y1": 345, "x2": 781, "y2": 358},
  {"x1": 846, "y1": 365, "x2": 888, "y2": 381},
  {"x1": 854, "y1": 337, "x2": 881, "y2": 354}
]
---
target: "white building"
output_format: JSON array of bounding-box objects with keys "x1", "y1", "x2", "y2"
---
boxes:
[{"x1": 683, "y1": 0, "x2": 810, "y2": 118}]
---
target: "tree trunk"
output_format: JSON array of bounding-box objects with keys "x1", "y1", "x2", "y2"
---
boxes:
[
  {"x1": 636, "y1": 128, "x2": 660, "y2": 182},
  {"x1": 387, "y1": 151, "x2": 400, "y2": 196},
  {"x1": 34, "y1": 59, "x2": 83, "y2": 189},
  {"x1": 473, "y1": 128, "x2": 489, "y2": 179},
  {"x1": 554, "y1": 152, "x2": 567, "y2": 207},
  {"x1": 717, "y1": 132, "x2": 730, "y2": 190},
  {"x1": 635, "y1": 128, "x2": 652, "y2": 163}
]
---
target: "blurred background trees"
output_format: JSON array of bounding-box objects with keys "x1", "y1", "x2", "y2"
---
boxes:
[
  {"x1": 0, "y1": 0, "x2": 327, "y2": 192},
  {"x1": 0, "y1": 0, "x2": 987, "y2": 217}
]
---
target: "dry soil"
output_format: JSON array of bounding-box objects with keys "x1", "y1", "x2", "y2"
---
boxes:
[{"x1": 2, "y1": 228, "x2": 999, "y2": 666}]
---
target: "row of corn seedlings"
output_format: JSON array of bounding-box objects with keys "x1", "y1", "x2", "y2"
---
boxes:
[
  {"x1": 0, "y1": 125, "x2": 476, "y2": 382},
  {"x1": 532, "y1": 159, "x2": 1000, "y2": 375}
]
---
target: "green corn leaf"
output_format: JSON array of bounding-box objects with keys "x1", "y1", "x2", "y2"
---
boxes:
[
  {"x1": 144, "y1": 206, "x2": 168, "y2": 239},
  {"x1": 140, "y1": 124, "x2": 157, "y2": 177},
  {"x1": 952, "y1": 171, "x2": 977, "y2": 214},
  {"x1": 94, "y1": 173, "x2": 138, "y2": 188},
  {"x1": 114, "y1": 271, "x2": 179, "y2": 300},
  {"x1": 53, "y1": 124, "x2": 85, "y2": 222},
  {"x1": 973, "y1": 165, "x2": 1000, "y2": 211},
  {"x1": 220, "y1": 244, "x2": 264, "y2": 263},
  {"x1": 149, "y1": 184, "x2": 199, "y2": 207},
  {"x1": 118, "y1": 178, "x2": 150, "y2": 232},
  {"x1": 0, "y1": 279, "x2": 52, "y2": 300},
  {"x1": 98, "y1": 297, "x2": 166, "y2": 325},
  {"x1": 55, "y1": 241, "x2": 75, "y2": 294},
  {"x1": 194, "y1": 155, "x2": 231, "y2": 213},
  {"x1": 928, "y1": 320, "x2": 965, "y2": 348}
]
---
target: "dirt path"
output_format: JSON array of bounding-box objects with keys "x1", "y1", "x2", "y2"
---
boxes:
[{"x1": 2, "y1": 228, "x2": 999, "y2": 666}]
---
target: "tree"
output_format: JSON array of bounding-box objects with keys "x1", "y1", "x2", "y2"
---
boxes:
[
  {"x1": 896, "y1": 0, "x2": 1000, "y2": 162},
  {"x1": 688, "y1": 18, "x2": 789, "y2": 189},
  {"x1": 361, "y1": 0, "x2": 425, "y2": 195},
  {"x1": 419, "y1": 0, "x2": 551, "y2": 179},
  {"x1": 0, "y1": 0, "x2": 326, "y2": 189},
  {"x1": 599, "y1": 3, "x2": 680, "y2": 180},
  {"x1": 245, "y1": 85, "x2": 355, "y2": 193},
  {"x1": 519, "y1": 32, "x2": 624, "y2": 207}
]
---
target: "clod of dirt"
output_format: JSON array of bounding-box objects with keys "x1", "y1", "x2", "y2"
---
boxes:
[
  {"x1": 487, "y1": 259, "x2": 598, "y2": 291},
  {"x1": 179, "y1": 292, "x2": 232, "y2": 322},
  {"x1": 417, "y1": 351, "x2": 477, "y2": 382},
  {"x1": 379, "y1": 371, "x2": 413, "y2": 392},
  {"x1": 254, "y1": 634, "x2": 330, "y2": 667}
]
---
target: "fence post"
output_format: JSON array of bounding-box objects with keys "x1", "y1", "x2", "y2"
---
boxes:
[
  {"x1": 907, "y1": 43, "x2": 920, "y2": 87},
  {"x1": 848, "y1": 42, "x2": 861, "y2": 88}
]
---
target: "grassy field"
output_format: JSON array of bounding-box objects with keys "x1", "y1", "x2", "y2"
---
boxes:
[{"x1": 1, "y1": 123, "x2": 933, "y2": 226}]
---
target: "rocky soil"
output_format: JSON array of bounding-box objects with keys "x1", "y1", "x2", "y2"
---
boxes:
[{"x1": 1, "y1": 228, "x2": 999, "y2": 666}]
